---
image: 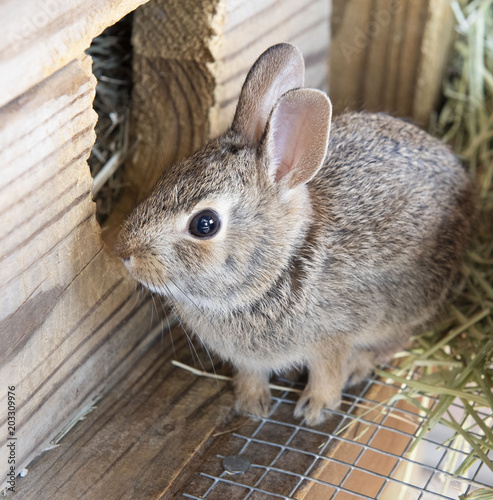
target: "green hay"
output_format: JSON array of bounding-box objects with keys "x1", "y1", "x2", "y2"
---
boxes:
[{"x1": 381, "y1": 0, "x2": 493, "y2": 484}]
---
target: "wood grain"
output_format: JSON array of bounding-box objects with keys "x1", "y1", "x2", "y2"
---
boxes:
[
  {"x1": 0, "y1": 54, "x2": 158, "y2": 492},
  {"x1": 0, "y1": 0, "x2": 330, "y2": 491},
  {"x1": 1, "y1": 1, "x2": 459, "y2": 496},
  {"x1": 104, "y1": 0, "x2": 331, "y2": 244},
  {"x1": 9, "y1": 327, "x2": 234, "y2": 500},
  {"x1": 329, "y1": 0, "x2": 455, "y2": 125},
  {"x1": 208, "y1": 0, "x2": 331, "y2": 137},
  {"x1": 0, "y1": 0, "x2": 149, "y2": 108}
]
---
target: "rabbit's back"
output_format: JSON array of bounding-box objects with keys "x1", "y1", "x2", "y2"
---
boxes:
[{"x1": 308, "y1": 112, "x2": 474, "y2": 329}]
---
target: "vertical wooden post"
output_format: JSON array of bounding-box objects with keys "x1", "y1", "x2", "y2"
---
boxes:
[
  {"x1": 0, "y1": 1, "x2": 156, "y2": 490},
  {"x1": 329, "y1": 0, "x2": 455, "y2": 125}
]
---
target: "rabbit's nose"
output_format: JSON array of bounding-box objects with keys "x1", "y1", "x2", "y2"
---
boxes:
[{"x1": 121, "y1": 255, "x2": 134, "y2": 269}]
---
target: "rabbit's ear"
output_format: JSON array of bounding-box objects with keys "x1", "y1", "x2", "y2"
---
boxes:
[
  {"x1": 263, "y1": 89, "x2": 332, "y2": 190},
  {"x1": 232, "y1": 43, "x2": 305, "y2": 146}
]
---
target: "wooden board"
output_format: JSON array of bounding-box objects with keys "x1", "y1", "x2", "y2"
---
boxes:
[
  {"x1": 8, "y1": 327, "x2": 234, "y2": 499},
  {"x1": 0, "y1": 0, "x2": 149, "y2": 108},
  {"x1": 8, "y1": 325, "x2": 411, "y2": 500},
  {"x1": 0, "y1": 54, "x2": 159, "y2": 492},
  {"x1": 103, "y1": 0, "x2": 331, "y2": 244},
  {"x1": 1, "y1": 0, "x2": 460, "y2": 495},
  {"x1": 207, "y1": 0, "x2": 331, "y2": 137},
  {"x1": 169, "y1": 379, "x2": 428, "y2": 499},
  {"x1": 329, "y1": 0, "x2": 455, "y2": 125}
]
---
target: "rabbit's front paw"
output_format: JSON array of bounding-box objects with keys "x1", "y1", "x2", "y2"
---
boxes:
[
  {"x1": 234, "y1": 385, "x2": 271, "y2": 418},
  {"x1": 294, "y1": 388, "x2": 341, "y2": 426},
  {"x1": 234, "y1": 369, "x2": 271, "y2": 418}
]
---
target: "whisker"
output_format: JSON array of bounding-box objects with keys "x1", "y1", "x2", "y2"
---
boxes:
[
  {"x1": 150, "y1": 292, "x2": 163, "y2": 345},
  {"x1": 147, "y1": 260, "x2": 177, "y2": 356},
  {"x1": 168, "y1": 277, "x2": 220, "y2": 387},
  {"x1": 143, "y1": 260, "x2": 222, "y2": 392},
  {"x1": 125, "y1": 278, "x2": 141, "y2": 310},
  {"x1": 133, "y1": 283, "x2": 147, "y2": 309},
  {"x1": 152, "y1": 270, "x2": 206, "y2": 373},
  {"x1": 156, "y1": 292, "x2": 177, "y2": 358},
  {"x1": 149, "y1": 288, "x2": 155, "y2": 327},
  {"x1": 168, "y1": 277, "x2": 206, "y2": 317}
]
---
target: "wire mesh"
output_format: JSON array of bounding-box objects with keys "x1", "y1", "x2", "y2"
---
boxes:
[{"x1": 180, "y1": 371, "x2": 493, "y2": 499}]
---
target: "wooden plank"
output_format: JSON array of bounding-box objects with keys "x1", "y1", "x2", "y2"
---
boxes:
[
  {"x1": 1, "y1": 0, "x2": 329, "y2": 491},
  {"x1": 9, "y1": 327, "x2": 234, "y2": 499},
  {"x1": 413, "y1": 0, "x2": 456, "y2": 125},
  {"x1": 329, "y1": 0, "x2": 455, "y2": 125},
  {"x1": 0, "y1": 0, "x2": 149, "y2": 108},
  {"x1": 104, "y1": 0, "x2": 331, "y2": 243},
  {"x1": 0, "y1": 55, "x2": 158, "y2": 492},
  {"x1": 207, "y1": 0, "x2": 331, "y2": 137}
]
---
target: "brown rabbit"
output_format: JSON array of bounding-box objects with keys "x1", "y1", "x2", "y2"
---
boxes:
[{"x1": 115, "y1": 43, "x2": 474, "y2": 425}]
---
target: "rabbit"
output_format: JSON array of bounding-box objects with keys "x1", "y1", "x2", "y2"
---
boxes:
[{"x1": 114, "y1": 43, "x2": 474, "y2": 426}]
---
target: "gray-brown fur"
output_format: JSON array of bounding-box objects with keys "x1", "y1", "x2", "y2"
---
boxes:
[{"x1": 115, "y1": 43, "x2": 474, "y2": 425}]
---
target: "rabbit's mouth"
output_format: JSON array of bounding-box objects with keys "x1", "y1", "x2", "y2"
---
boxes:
[{"x1": 117, "y1": 254, "x2": 168, "y2": 295}]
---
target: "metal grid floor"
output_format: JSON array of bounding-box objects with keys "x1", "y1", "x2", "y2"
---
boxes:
[{"x1": 181, "y1": 372, "x2": 493, "y2": 499}]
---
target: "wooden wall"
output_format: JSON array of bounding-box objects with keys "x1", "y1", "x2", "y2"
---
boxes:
[
  {"x1": 0, "y1": 0, "x2": 331, "y2": 492},
  {"x1": 329, "y1": 0, "x2": 456, "y2": 125},
  {"x1": 0, "y1": 1, "x2": 153, "y2": 491},
  {"x1": 1, "y1": 0, "x2": 148, "y2": 109}
]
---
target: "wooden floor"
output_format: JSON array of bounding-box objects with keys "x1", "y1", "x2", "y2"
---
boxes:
[
  {"x1": 10, "y1": 324, "x2": 478, "y2": 499},
  {"x1": 8, "y1": 321, "x2": 394, "y2": 499},
  {"x1": 6, "y1": 322, "x2": 424, "y2": 500},
  {"x1": 9, "y1": 326, "x2": 237, "y2": 499}
]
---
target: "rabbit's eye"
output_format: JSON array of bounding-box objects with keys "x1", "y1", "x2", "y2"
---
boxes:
[{"x1": 189, "y1": 210, "x2": 221, "y2": 238}]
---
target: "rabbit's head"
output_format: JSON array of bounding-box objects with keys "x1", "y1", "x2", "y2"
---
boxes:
[{"x1": 115, "y1": 44, "x2": 332, "y2": 311}]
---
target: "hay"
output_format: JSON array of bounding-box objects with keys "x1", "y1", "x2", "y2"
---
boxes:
[
  {"x1": 382, "y1": 0, "x2": 493, "y2": 481},
  {"x1": 86, "y1": 14, "x2": 133, "y2": 224}
]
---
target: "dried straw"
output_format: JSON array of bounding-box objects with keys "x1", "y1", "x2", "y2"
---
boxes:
[
  {"x1": 383, "y1": 0, "x2": 493, "y2": 482},
  {"x1": 86, "y1": 14, "x2": 133, "y2": 224}
]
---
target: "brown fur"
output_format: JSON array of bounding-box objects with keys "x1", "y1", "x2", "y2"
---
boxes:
[{"x1": 115, "y1": 44, "x2": 474, "y2": 426}]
